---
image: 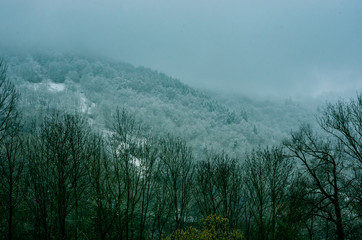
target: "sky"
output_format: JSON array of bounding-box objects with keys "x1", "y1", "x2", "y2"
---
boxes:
[{"x1": 0, "y1": 0, "x2": 362, "y2": 98}]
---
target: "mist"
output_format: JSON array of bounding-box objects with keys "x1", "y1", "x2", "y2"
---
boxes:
[{"x1": 1, "y1": 0, "x2": 361, "y2": 98}]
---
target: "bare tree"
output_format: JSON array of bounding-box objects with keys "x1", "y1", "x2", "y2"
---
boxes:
[
  {"x1": 284, "y1": 125, "x2": 347, "y2": 240},
  {"x1": 0, "y1": 128, "x2": 25, "y2": 240},
  {"x1": 319, "y1": 94, "x2": 362, "y2": 165},
  {"x1": 150, "y1": 157, "x2": 173, "y2": 239},
  {"x1": 27, "y1": 113, "x2": 91, "y2": 240},
  {"x1": 0, "y1": 59, "x2": 19, "y2": 143},
  {"x1": 194, "y1": 158, "x2": 218, "y2": 217},
  {"x1": 159, "y1": 134, "x2": 194, "y2": 232},
  {"x1": 64, "y1": 114, "x2": 91, "y2": 240},
  {"x1": 26, "y1": 133, "x2": 52, "y2": 240},
  {"x1": 283, "y1": 94, "x2": 362, "y2": 239},
  {"x1": 319, "y1": 94, "x2": 362, "y2": 226},
  {"x1": 194, "y1": 151, "x2": 243, "y2": 228},
  {"x1": 87, "y1": 134, "x2": 115, "y2": 240},
  {"x1": 136, "y1": 135, "x2": 159, "y2": 240},
  {"x1": 110, "y1": 108, "x2": 143, "y2": 239},
  {"x1": 111, "y1": 109, "x2": 160, "y2": 239},
  {"x1": 243, "y1": 146, "x2": 294, "y2": 240},
  {"x1": 0, "y1": 59, "x2": 23, "y2": 240}
]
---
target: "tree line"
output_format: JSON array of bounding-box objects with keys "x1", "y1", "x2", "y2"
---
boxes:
[{"x1": 0, "y1": 59, "x2": 361, "y2": 239}]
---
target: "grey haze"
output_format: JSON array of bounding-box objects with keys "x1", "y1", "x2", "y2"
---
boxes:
[{"x1": 0, "y1": 0, "x2": 361, "y2": 98}]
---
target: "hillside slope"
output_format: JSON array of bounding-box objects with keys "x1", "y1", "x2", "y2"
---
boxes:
[{"x1": 5, "y1": 53, "x2": 316, "y2": 155}]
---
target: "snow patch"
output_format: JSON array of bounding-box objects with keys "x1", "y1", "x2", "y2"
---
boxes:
[
  {"x1": 48, "y1": 82, "x2": 65, "y2": 92},
  {"x1": 78, "y1": 93, "x2": 96, "y2": 114},
  {"x1": 79, "y1": 94, "x2": 87, "y2": 113},
  {"x1": 31, "y1": 83, "x2": 41, "y2": 90}
]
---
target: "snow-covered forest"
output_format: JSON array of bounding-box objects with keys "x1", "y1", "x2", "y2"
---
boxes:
[
  {"x1": 1, "y1": 0, "x2": 362, "y2": 239},
  {"x1": 0, "y1": 55, "x2": 361, "y2": 239}
]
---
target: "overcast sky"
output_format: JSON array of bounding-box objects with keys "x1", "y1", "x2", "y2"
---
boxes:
[{"x1": 0, "y1": 0, "x2": 361, "y2": 98}]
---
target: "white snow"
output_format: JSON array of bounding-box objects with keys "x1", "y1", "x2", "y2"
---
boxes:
[
  {"x1": 48, "y1": 82, "x2": 65, "y2": 92},
  {"x1": 79, "y1": 93, "x2": 87, "y2": 113},
  {"x1": 78, "y1": 93, "x2": 96, "y2": 114}
]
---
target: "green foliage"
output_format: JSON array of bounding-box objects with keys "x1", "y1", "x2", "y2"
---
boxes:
[{"x1": 162, "y1": 214, "x2": 243, "y2": 240}]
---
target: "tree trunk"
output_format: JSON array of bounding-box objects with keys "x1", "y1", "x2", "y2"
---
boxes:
[{"x1": 334, "y1": 203, "x2": 344, "y2": 240}]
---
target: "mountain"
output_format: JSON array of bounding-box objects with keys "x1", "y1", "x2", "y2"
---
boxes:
[{"x1": 5, "y1": 53, "x2": 317, "y2": 155}]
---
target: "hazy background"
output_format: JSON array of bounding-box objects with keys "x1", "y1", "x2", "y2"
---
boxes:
[{"x1": 1, "y1": 0, "x2": 361, "y2": 98}]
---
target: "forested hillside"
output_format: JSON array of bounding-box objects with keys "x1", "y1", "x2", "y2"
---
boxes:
[
  {"x1": 0, "y1": 55, "x2": 360, "y2": 240},
  {"x1": 5, "y1": 53, "x2": 316, "y2": 155}
]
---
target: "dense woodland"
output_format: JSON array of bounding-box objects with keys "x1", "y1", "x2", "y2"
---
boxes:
[
  {"x1": 0, "y1": 57, "x2": 361, "y2": 240},
  {"x1": 5, "y1": 54, "x2": 317, "y2": 155}
]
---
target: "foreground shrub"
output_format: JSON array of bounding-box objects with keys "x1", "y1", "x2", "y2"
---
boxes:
[{"x1": 162, "y1": 214, "x2": 243, "y2": 240}]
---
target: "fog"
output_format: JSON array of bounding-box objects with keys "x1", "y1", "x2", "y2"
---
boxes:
[{"x1": 1, "y1": 0, "x2": 361, "y2": 98}]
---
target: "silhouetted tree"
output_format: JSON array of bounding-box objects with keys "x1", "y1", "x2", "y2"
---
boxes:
[
  {"x1": 243, "y1": 146, "x2": 294, "y2": 240},
  {"x1": 27, "y1": 113, "x2": 91, "y2": 240},
  {"x1": 135, "y1": 135, "x2": 159, "y2": 240},
  {"x1": 194, "y1": 152, "x2": 243, "y2": 228},
  {"x1": 284, "y1": 125, "x2": 347, "y2": 240},
  {"x1": 159, "y1": 135, "x2": 194, "y2": 232},
  {"x1": 0, "y1": 59, "x2": 19, "y2": 143},
  {"x1": 0, "y1": 128, "x2": 25, "y2": 240},
  {"x1": 87, "y1": 134, "x2": 115, "y2": 240},
  {"x1": 319, "y1": 94, "x2": 362, "y2": 227},
  {"x1": 0, "y1": 59, "x2": 23, "y2": 240},
  {"x1": 110, "y1": 108, "x2": 143, "y2": 239}
]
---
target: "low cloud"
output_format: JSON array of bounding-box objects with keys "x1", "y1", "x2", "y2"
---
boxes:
[{"x1": 1, "y1": 0, "x2": 361, "y2": 98}]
